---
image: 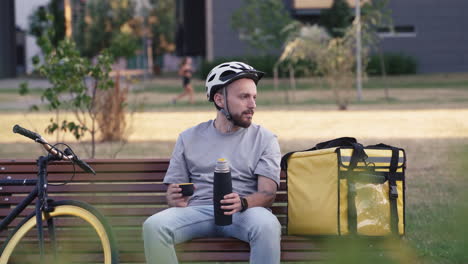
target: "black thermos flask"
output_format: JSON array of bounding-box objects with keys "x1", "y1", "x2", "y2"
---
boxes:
[{"x1": 213, "y1": 158, "x2": 232, "y2": 226}]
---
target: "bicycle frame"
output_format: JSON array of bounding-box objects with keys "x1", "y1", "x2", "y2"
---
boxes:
[
  {"x1": 0, "y1": 154, "x2": 61, "y2": 263},
  {"x1": 1, "y1": 125, "x2": 105, "y2": 263}
]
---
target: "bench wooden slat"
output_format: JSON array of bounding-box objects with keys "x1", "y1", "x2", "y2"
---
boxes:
[
  {"x1": 1, "y1": 183, "x2": 166, "y2": 194},
  {"x1": 4, "y1": 251, "x2": 325, "y2": 263},
  {"x1": 0, "y1": 159, "x2": 169, "y2": 173},
  {"x1": 3, "y1": 232, "x2": 314, "y2": 245},
  {"x1": 275, "y1": 193, "x2": 287, "y2": 202},
  {"x1": 1, "y1": 236, "x2": 326, "y2": 253},
  {"x1": 1, "y1": 229, "x2": 324, "y2": 242},
  {"x1": 0, "y1": 205, "x2": 288, "y2": 218},
  {"x1": 0, "y1": 193, "x2": 288, "y2": 205},
  {"x1": 1, "y1": 172, "x2": 167, "y2": 182},
  {"x1": 4, "y1": 235, "x2": 394, "y2": 251},
  {"x1": 2, "y1": 178, "x2": 286, "y2": 193},
  {"x1": 0, "y1": 195, "x2": 167, "y2": 205},
  {"x1": 1, "y1": 215, "x2": 288, "y2": 230}
]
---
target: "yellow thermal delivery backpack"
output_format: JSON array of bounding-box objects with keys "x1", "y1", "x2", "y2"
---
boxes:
[{"x1": 281, "y1": 137, "x2": 406, "y2": 236}]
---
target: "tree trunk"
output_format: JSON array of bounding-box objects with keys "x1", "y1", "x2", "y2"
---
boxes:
[
  {"x1": 273, "y1": 66, "x2": 278, "y2": 91},
  {"x1": 56, "y1": 109, "x2": 60, "y2": 142},
  {"x1": 288, "y1": 64, "x2": 296, "y2": 103},
  {"x1": 378, "y1": 47, "x2": 389, "y2": 101},
  {"x1": 91, "y1": 120, "x2": 95, "y2": 158}
]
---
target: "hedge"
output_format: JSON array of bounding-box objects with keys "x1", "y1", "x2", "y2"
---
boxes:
[{"x1": 367, "y1": 52, "x2": 418, "y2": 75}]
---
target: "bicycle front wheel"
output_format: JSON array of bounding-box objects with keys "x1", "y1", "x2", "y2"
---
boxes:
[{"x1": 0, "y1": 200, "x2": 119, "y2": 264}]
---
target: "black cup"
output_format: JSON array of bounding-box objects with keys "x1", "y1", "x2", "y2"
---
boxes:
[{"x1": 179, "y1": 183, "x2": 194, "y2": 196}]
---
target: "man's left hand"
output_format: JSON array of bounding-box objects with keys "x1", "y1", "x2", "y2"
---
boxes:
[{"x1": 220, "y1": 192, "x2": 242, "y2": 215}]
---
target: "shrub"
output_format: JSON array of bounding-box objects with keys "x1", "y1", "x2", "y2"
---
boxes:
[
  {"x1": 96, "y1": 71, "x2": 129, "y2": 142},
  {"x1": 367, "y1": 52, "x2": 418, "y2": 75},
  {"x1": 276, "y1": 58, "x2": 317, "y2": 78}
]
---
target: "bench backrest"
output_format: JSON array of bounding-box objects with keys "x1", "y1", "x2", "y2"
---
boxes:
[{"x1": 0, "y1": 159, "x2": 288, "y2": 263}]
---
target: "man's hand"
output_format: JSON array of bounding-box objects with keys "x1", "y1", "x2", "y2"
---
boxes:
[
  {"x1": 220, "y1": 192, "x2": 242, "y2": 215},
  {"x1": 166, "y1": 184, "x2": 190, "y2": 207}
]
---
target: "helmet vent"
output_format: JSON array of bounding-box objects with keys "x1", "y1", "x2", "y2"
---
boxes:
[
  {"x1": 207, "y1": 74, "x2": 216, "y2": 82},
  {"x1": 220, "y1": 70, "x2": 236, "y2": 80},
  {"x1": 219, "y1": 64, "x2": 230, "y2": 68}
]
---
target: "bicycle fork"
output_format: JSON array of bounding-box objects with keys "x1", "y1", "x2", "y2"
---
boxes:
[
  {"x1": 36, "y1": 155, "x2": 59, "y2": 264},
  {"x1": 35, "y1": 198, "x2": 45, "y2": 263}
]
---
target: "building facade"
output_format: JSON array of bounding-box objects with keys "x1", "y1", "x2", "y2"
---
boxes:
[
  {"x1": 195, "y1": 0, "x2": 468, "y2": 73},
  {"x1": 378, "y1": 0, "x2": 468, "y2": 73},
  {"x1": 0, "y1": 0, "x2": 17, "y2": 78}
]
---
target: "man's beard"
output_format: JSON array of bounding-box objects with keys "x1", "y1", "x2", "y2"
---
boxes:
[{"x1": 231, "y1": 110, "x2": 254, "y2": 128}]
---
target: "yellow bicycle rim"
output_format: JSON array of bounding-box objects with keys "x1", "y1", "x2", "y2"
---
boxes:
[{"x1": 0, "y1": 205, "x2": 112, "y2": 264}]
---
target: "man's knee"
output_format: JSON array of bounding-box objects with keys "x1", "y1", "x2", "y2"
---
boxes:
[
  {"x1": 246, "y1": 208, "x2": 281, "y2": 238},
  {"x1": 143, "y1": 212, "x2": 174, "y2": 244},
  {"x1": 259, "y1": 214, "x2": 281, "y2": 236}
]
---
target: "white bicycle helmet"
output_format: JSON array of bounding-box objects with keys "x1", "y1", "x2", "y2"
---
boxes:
[{"x1": 205, "y1": 61, "x2": 264, "y2": 102}]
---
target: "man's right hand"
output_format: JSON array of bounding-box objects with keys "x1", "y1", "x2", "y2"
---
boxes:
[{"x1": 166, "y1": 184, "x2": 189, "y2": 207}]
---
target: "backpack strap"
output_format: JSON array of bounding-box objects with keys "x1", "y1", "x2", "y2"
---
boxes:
[
  {"x1": 367, "y1": 143, "x2": 400, "y2": 235},
  {"x1": 280, "y1": 151, "x2": 296, "y2": 171},
  {"x1": 344, "y1": 141, "x2": 367, "y2": 235},
  {"x1": 315, "y1": 137, "x2": 357, "y2": 149},
  {"x1": 388, "y1": 147, "x2": 400, "y2": 235},
  {"x1": 280, "y1": 137, "x2": 360, "y2": 171}
]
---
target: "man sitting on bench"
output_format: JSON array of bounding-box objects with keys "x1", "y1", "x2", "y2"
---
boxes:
[{"x1": 143, "y1": 61, "x2": 282, "y2": 264}]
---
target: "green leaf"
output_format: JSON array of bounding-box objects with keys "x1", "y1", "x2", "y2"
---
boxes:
[
  {"x1": 19, "y1": 82, "x2": 30, "y2": 95},
  {"x1": 32, "y1": 55, "x2": 40, "y2": 66},
  {"x1": 29, "y1": 105, "x2": 39, "y2": 112},
  {"x1": 46, "y1": 122, "x2": 59, "y2": 134}
]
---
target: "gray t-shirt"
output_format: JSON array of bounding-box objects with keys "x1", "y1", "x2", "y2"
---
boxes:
[{"x1": 163, "y1": 120, "x2": 281, "y2": 206}]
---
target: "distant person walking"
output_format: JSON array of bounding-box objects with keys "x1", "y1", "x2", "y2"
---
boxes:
[{"x1": 173, "y1": 57, "x2": 195, "y2": 104}]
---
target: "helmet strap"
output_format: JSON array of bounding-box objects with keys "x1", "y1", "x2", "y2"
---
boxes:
[{"x1": 221, "y1": 87, "x2": 232, "y2": 121}]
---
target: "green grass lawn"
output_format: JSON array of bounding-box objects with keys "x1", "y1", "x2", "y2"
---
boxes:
[
  {"x1": 1, "y1": 73, "x2": 467, "y2": 112},
  {"x1": 132, "y1": 74, "x2": 468, "y2": 94}
]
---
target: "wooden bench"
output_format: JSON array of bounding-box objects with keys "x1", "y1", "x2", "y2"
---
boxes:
[{"x1": 0, "y1": 158, "x2": 326, "y2": 263}]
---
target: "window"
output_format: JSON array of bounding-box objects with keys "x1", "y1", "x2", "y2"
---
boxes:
[{"x1": 378, "y1": 25, "x2": 416, "y2": 38}]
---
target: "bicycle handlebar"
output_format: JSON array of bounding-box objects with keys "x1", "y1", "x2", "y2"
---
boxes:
[
  {"x1": 13, "y1": 125, "x2": 43, "y2": 142},
  {"x1": 12, "y1": 124, "x2": 96, "y2": 175}
]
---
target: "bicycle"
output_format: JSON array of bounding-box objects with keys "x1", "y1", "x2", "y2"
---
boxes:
[{"x1": 0, "y1": 125, "x2": 119, "y2": 264}]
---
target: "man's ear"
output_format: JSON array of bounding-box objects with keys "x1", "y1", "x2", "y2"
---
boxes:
[{"x1": 213, "y1": 93, "x2": 224, "y2": 108}]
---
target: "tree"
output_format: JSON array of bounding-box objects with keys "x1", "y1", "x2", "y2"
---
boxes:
[
  {"x1": 277, "y1": 24, "x2": 361, "y2": 110},
  {"x1": 279, "y1": 0, "x2": 393, "y2": 110},
  {"x1": 274, "y1": 23, "x2": 329, "y2": 102},
  {"x1": 360, "y1": 0, "x2": 393, "y2": 100},
  {"x1": 74, "y1": 0, "x2": 138, "y2": 59},
  {"x1": 148, "y1": 0, "x2": 176, "y2": 73},
  {"x1": 22, "y1": 5, "x2": 139, "y2": 157},
  {"x1": 319, "y1": 0, "x2": 353, "y2": 38},
  {"x1": 29, "y1": 0, "x2": 65, "y2": 48},
  {"x1": 35, "y1": 37, "x2": 114, "y2": 157},
  {"x1": 231, "y1": 0, "x2": 294, "y2": 54},
  {"x1": 21, "y1": 17, "x2": 115, "y2": 158},
  {"x1": 316, "y1": 34, "x2": 356, "y2": 110}
]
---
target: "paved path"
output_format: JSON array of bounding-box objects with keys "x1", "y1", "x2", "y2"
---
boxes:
[
  {"x1": 2, "y1": 109, "x2": 467, "y2": 143},
  {"x1": 0, "y1": 78, "x2": 51, "y2": 89}
]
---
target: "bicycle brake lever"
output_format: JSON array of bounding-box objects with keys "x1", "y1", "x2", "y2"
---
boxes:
[
  {"x1": 64, "y1": 148, "x2": 73, "y2": 156},
  {"x1": 64, "y1": 148, "x2": 96, "y2": 175}
]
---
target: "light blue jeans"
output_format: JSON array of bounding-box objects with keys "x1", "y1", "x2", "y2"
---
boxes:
[{"x1": 143, "y1": 205, "x2": 281, "y2": 264}]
